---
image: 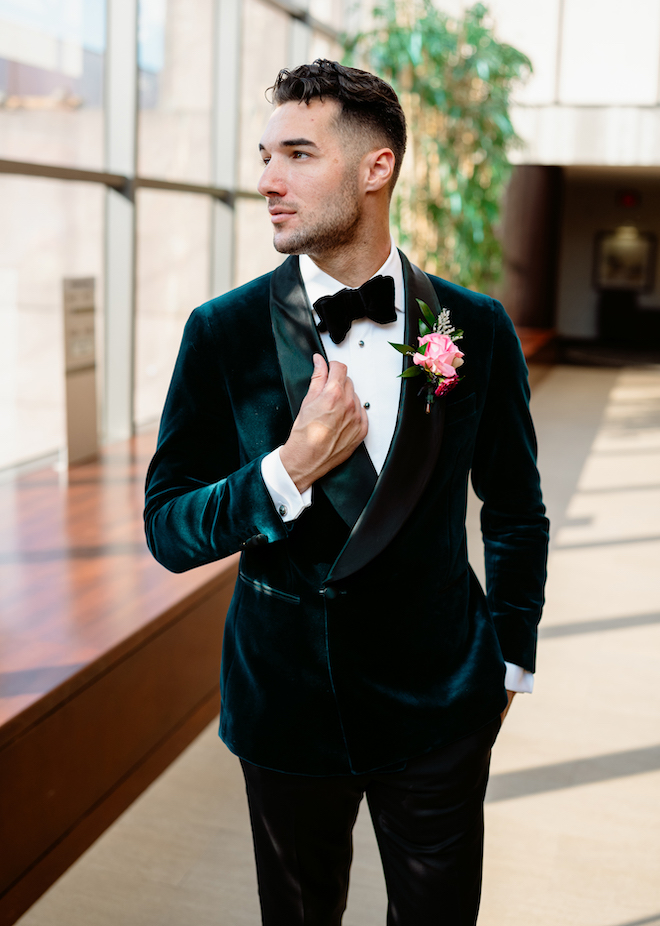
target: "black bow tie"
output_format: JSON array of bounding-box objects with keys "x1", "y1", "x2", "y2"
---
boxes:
[{"x1": 314, "y1": 275, "x2": 397, "y2": 345}]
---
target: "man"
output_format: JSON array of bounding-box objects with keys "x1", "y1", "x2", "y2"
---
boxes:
[{"x1": 144, "y1": 60, "x2": 548, "y2": 926}]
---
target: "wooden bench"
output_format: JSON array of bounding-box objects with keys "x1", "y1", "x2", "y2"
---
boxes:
[{"x1": 0, "y1": 434, "x2": 238, "y2": 926}]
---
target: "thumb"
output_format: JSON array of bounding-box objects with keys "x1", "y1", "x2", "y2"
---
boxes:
[{"x1": 307, "y1": 353, "x2": 328, "y2": 396}]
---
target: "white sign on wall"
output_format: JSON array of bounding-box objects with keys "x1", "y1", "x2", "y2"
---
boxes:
[{"x1": 63, "y1": 277, "x2": 98, "y2": 466}]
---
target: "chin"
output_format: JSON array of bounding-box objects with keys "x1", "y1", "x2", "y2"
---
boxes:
[{"x1": 272, "y1": 232, "x2": 306, "y2": 256}]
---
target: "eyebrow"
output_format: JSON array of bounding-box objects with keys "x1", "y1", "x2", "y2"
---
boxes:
[{"x1": 259, "y1": 138, "x2": 318, "y2": 151}]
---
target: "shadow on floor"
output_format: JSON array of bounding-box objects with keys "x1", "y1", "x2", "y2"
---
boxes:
[
  {"x1": 611, "y1": 915, "x2": 660, "y2": 926},
  {"x1": 487, "y1": 744, "x2": 660, "y2": 803},
  {"x1": 540, "y1": 611, "x2": 660, "y2": 638}
]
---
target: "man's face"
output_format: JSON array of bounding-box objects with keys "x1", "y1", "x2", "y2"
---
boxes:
[{"x1": 257, "y1": 98, "x2": 363, "y2": 257}]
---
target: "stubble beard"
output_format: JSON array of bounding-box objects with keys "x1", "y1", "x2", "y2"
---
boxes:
[{"x1": 271, "y1": 172, "x2": 362, "y2": 258}]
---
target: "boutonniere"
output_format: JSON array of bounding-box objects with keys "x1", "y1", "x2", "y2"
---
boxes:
[{"x1": 390, "y1": 301, "x2": 465, "y2": 414}]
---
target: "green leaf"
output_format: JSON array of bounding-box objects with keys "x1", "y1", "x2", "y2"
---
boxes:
[
  {"x1": 389, "y1": 341, "x2": 415, "y2": 354},
  {"x1": 417, "y1": 299, "x2": 437, "y2": 330},
  {"x1": 400, "y1": 365, "x2": 422, "y2": 378},
  {"x1": 409, "y1": 31, "x2": 422, "y2": 66},
  {"x1": 476, "y1": 59, "x2": 490, "y2": 80},
  {"x1": 449, "y1": 191, "x2": 462, "y2": 215},
  {"x1": 419, "y1": 321, "x2": 431, "y2": 337}
]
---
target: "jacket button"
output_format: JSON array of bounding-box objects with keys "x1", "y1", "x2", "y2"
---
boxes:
[{"x1": 323, "y1": 586, "x2": 338, "y2": 600}]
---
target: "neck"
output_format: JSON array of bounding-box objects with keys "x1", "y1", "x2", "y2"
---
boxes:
[{"x1": 306, "y1": 223, "x2": 392, "y2": 288}]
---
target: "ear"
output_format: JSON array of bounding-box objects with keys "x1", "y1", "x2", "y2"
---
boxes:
[{"x1": 362, "y1": 148, "x2": 396, "y2": 193}]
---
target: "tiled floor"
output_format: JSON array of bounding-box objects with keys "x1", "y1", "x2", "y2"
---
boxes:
[{"x1": 17, "y1": 363, "x2": 660, "y2": 926}]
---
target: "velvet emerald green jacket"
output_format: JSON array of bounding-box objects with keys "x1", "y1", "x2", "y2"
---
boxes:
[{"x1": 144, "y1": 252, "x2": 549, "y2": 776}]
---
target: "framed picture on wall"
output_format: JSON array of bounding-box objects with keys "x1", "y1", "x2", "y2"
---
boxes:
[{"x1": 593, "y1": 227, "x2": 657, "y2": 292}]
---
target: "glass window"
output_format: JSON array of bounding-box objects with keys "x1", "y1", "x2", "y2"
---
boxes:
[
  {"x1": 137, "y1": 0, "x2": 214, "y2": 184},
  {"x1": 238, "y1": 0, "x2": 289, "y2": 194},
  {"x1": 0, "y1": 175, "x2": 104, "y2": 470},
  {"x1": 0, "y1": 0, "x2": 106, "y2": 170},
  {"x1": 234, "y1": 196, "x2": 284, "y2": 288},
  {"x1": 134, "y1": 188, "x2": 212, "y2": 427}
]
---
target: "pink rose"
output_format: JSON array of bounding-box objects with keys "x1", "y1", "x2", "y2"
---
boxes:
[{"x1": 413, "y1": 333, "x2": 464, "y2": 379}]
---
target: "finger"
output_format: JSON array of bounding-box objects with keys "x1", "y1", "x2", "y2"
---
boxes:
[
  {"x1": 326, "y1": 360, "x2": 348, "y2": 387},
  {"x1": 306, "y1": 354, "x2": 328, "y2": 398}
]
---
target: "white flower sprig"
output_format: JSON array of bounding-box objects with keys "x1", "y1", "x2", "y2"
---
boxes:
[{"x1": 435, "y1": 308, "x2": 456, "y2": 338}]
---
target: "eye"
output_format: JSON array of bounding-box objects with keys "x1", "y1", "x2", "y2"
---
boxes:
[
  {"x1": 292, "y1": 150, "x2": 309, "y2": 159},
  {"x1": 261, "y1": 156, "x2": 271, "y2": 166}
]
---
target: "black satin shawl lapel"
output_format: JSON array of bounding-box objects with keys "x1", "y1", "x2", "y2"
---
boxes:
[
  {"x1": 270, "y1": 256, "x2": 377, "y2": 528},
  {"x1": 327, "y1": 253, "x2": 447, "y2": 583}
]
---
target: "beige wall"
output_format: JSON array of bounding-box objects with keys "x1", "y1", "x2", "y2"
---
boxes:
[{"x1": 443, "y1": 0, "x2": 660, "y2": 166}]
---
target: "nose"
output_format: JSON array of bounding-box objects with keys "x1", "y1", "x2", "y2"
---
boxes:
[{"x1": 257, "y1": 160, "x2": 286, "y2": 199}]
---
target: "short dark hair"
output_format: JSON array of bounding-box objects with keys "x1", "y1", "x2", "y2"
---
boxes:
[{"x1": 270, "y1": 59, "x2": 407, "y2": 187}]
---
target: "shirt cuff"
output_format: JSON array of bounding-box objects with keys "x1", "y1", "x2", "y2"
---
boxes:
[
  {"x1": 261, "y1": 447, "x2": 313, "y2": 523},
  {"x1": 504, "y1": 662, "x2": 534, "y2": 694}
]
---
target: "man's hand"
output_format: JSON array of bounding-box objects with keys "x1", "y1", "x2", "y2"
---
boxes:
[
  {"x1": 280, "y1": 354, "x2": 369, "y2": 493},
  {"x1": 501, "y1": 690, "x2": 516, "y2": 724}
]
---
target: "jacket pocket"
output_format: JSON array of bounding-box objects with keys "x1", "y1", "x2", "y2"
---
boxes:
[{"x1": 238, "y1": 569, "x2": 301, "y2": 604}]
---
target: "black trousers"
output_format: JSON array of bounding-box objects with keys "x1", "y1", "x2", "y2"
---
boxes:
[{"x1": 240, "y1": 716, "x2": 500, "y2": 926}]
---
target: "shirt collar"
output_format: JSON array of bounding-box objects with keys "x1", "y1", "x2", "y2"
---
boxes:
[{"x1": 299, "y1": 237, "x2": 404, "y2": 318}]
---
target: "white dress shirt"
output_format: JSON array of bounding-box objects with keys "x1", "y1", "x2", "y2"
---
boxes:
[{"x1": 260, "y1": 239, "x2": 533, "y2": 694}]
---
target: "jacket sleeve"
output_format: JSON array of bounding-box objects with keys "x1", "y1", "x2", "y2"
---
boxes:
[
  {"x1": 143, "y1": 306, "x2": 288, "y2": 573},
  {"x1": 470, "y1": 300, "x2": 550, "y2": 672}
]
